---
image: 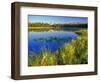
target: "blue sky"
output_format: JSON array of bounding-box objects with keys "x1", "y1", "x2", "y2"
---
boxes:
[{"x1": 28, "y1": 15, "x2": 88, "y2": 24}]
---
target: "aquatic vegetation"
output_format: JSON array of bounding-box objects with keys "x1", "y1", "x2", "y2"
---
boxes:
[
  {"x1": 28, "y1": 30, "x2": 88, "y2": 66},
  {"x1": 33, "y1": 36, "x2": 73, "y2": 42}
]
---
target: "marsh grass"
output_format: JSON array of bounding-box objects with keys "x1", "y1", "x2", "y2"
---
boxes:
[
  {"x1": 28, "y1": 30, "x2": 88, "y2": 66},
  {"x1": 28, "y1": 49, "x2": 58, "y2": 66}
]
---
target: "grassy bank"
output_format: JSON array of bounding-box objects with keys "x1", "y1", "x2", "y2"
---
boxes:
[{"x1": 28, "y1": 30, "x2": 88, "y2": 66}]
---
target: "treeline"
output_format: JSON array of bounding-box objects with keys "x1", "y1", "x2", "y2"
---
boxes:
[{"x1": 28, "y1": 22, "x2": 87, "y2": 28}]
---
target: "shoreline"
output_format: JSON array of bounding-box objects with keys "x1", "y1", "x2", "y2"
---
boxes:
[{"x1": 28, "y1": 27, "x2": 87, "y2": 32}]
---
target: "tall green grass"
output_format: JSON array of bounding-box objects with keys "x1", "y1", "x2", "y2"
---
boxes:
[
  {"x1": 28, "y1": 50, "x2": 57, "y2": 66},
  {"x1": 57, "y1": 30, "x2": 88, "y2": 64},
  {"x1": 28, "y1": 29, "x2": 88, "y2": 66}
]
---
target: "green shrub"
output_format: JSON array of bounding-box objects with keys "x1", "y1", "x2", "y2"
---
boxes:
[{"x1": 57, "y1": 29, "x2": 88, "y2": 64}]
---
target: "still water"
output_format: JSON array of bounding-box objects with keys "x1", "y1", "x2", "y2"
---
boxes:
[{"x1": 28, "y1": 31, "x2": 78, "y2": 55}]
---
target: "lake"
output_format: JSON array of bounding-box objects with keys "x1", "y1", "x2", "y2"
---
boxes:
[{"x1": 28, "y1": 31, "x2": 78, "y2": 55}]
